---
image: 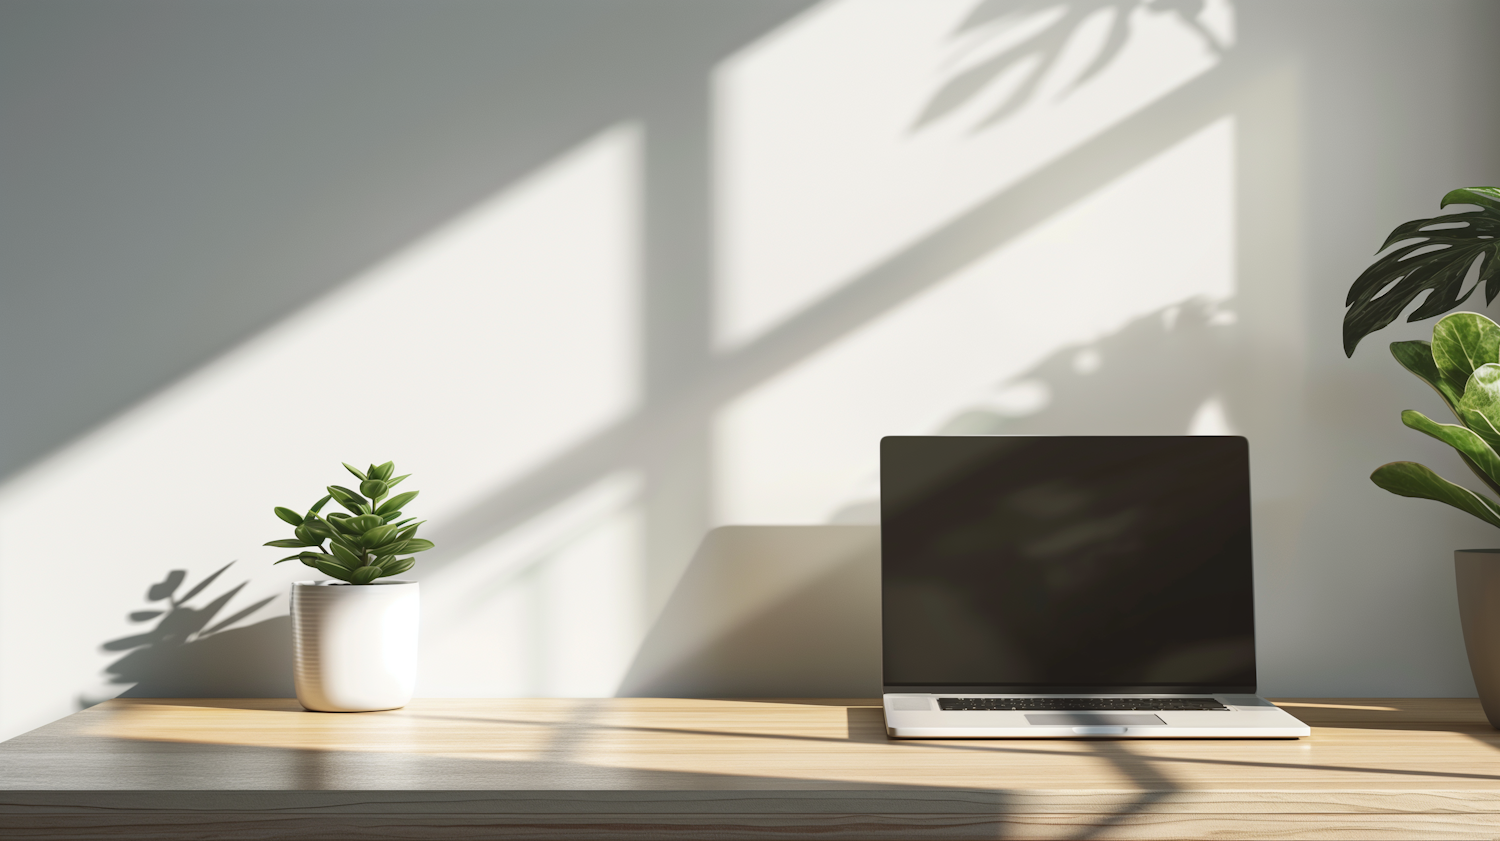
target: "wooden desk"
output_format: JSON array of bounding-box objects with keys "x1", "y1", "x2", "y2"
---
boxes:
[{"x1": 1, "y1": 698, "x2": 1497, "y2": 839}]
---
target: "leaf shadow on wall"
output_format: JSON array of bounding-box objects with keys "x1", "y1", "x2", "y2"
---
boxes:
[
  {"x1": 80, "y1": 563, "x2": 293, "y2": 707},
  {"x1": 951, "y1": 296, "x2": 1242, "y2": 435},
  {"x1": 913, "y1": 0, "x2": 1228, "y2": 131},
  {"x1": 832, "y1": 297, "x2": 1242, "y2": 524}
]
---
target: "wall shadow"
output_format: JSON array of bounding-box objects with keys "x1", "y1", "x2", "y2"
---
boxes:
[
  {"x1": 83, "y1": 564, "x2": 292, "y2": 705},
  {"x1": 915, "y1": 0, "x2": 1228, "y2": 131},
  {"x1": 942, "y1": 296, "x2": 1241, "y2": 437},
  {"x1": 0, "y1": 0, "x2": 818, "y2": 482},
  {"x1": 617, "y1": 526, "x2": 882, "y2": 699}
]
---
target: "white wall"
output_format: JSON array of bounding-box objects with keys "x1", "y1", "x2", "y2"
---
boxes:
[{"x1": 2, "y1": 0, "x2": 1499, "y2": 740}]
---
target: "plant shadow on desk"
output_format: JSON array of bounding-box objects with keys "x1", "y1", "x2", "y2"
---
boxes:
[{"x1": 80, "y1": 563, "x2": 293, "y2": 707}]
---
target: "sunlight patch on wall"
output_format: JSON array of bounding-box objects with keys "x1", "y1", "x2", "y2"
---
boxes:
[
  {"x1": 1188, "y1": 396, "x2": 1235, "y2": 436},
  {"x1": 713, "y1": 0, "x2": 1233, "y2": 349},
  {"x1": 715, "y1": 115, "x2": 1236, "y2": 524},
  {"x1": 0, "y1": 124, "x2": 641, "y2": 741},
  {"x1": 421, "y1": 472, "x2": 642, "y2": 697}
]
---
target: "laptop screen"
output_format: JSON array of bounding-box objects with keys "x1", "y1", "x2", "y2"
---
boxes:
[{"x1": 880, "y1": 435, "x2": 1256, "y2": 693}]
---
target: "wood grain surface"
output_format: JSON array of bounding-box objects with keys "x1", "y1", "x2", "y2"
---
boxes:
[{"x1": 1, "y1": 697, "x2": 1498, "y2": 839}]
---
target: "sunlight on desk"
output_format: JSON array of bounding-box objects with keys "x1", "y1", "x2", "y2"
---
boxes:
[{"x1": 4, "y1": 698, "x2": 1499, "y2": 839}]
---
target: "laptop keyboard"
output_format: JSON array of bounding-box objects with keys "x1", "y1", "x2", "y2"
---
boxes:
[{"x1": 937, "y1": 697, "x2": 1229, "y2": 711}]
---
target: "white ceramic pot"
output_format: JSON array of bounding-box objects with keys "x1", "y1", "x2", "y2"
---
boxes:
[{"x1": 291, "y1": 580, "x2": 419, "y2": 712}]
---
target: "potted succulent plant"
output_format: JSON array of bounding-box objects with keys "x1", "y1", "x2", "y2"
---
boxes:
[{"x1": 265, "y1": 461, "x2": 433, "y2": 712}]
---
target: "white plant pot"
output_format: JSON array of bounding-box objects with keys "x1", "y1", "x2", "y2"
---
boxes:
[{"x1": 291, "y1": 580, "x2": 419, "y2": 712}]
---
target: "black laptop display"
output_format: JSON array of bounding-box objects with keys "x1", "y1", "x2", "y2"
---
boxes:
[{"x1": 880, "y1": 435, "x2": 1256, "y2": 694}]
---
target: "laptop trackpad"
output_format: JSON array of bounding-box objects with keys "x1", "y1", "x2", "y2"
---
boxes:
[{"x1": 1025, "y1": 713, "x2": 1165, "y2": 726}]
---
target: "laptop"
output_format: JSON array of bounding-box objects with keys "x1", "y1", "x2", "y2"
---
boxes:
[{"x1": 880, "y1": 435, "x2": 1309, "y2": 738}]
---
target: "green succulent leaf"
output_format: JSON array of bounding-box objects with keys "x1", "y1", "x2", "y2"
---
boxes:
[
  {"x1": 342, "y1": 462, "x2": 368, "y2": 481},
  {"x1": 1371, "y1": 460, "x2": 1500, "y2": 529},
  {"x1": 360, "y1": 479, "x2": 389, "y2": 501},
  {"x1": 326, "y1": 529, "x2": 362, "y2": 553},
  {"x1": 382, "y1": 556, "x2": 416, "y2": 576},
  {"x1": 1400, "y1": 410, "x2": 1500, "y2": 496},
  {"x1": 401, "y1": 538, "x2": 435, "y2": 553},
  {"x1": 293, "y1": 523, "x2": 319, "y2": 545},
  {"x1": 350, "y1": 565, "x2": 383, "y2": 585},
  {"x1": 1458, "y1": 363, "x2": 1500, "y2": 452},
  {"x1": 346, "y1": 513, "x2": 383, "y2": 533},
  {"x1": 1390, "y1": 340, "x2": 1462, "y2": 413},
  {"x1": 329, "y1": 542, "x2": 365, "y2": 569},
  {"x1": 308, "y1": 494, "x2": 333, "y2": 515},
  {"x1": 361, "y1": 524, "x2": 400, "y2": 548},
  {"x1": 274, "y1": 554, "x2": 303, "y2": 564},
  {"x1": 274, "y1": 507, "x2": 304, "y2": 526},
  {"x1": 299, "y1": 552, "x2": 339, "y2": 565},
  {"x1": 377, "y1": 540, "x2": 409, "y2": 556},
  {"x1": 1431, "y1": 313, "x2": 1500, "y2": 402},
  {"x1": 370, "y1": 461, "x2": 395, "y2": 481},
  {"x1": 1344, "y1": 187, "x2": 1500, "y2": 356},
  {"x1": 386, "y1": 473, "x2": 410, "y2": 489},
  {"x1": 376, "y1": 491, "x2": 418, "y2": 516},
  {"x1": 264, "y1": 538, "x2": 316, "y2": 548},
  {"x1": 313, "y1": 560, "x2": 353, "y2": 582},
  {"x1": 326, "y1": 485, "x2": 368, "y2": 514}
]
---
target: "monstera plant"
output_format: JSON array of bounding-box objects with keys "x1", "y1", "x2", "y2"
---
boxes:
[
  {"x1": 1370, "y1": 313, "x2": 1500, "y2": 526},
  {"x1": 1344, "y1": 187, "x2": 1500, "y2": 357},
  {"x1": 265, "y1": 460, "x2": 433, "y2": 584}
]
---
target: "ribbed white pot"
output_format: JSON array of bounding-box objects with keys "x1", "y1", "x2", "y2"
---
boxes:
[{"x1": 291, "y1": 580, "x2": 419, "y2": 712}]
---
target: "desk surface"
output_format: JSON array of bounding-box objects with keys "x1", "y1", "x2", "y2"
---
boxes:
[{"x1": 2, "y1": 697, "x2": 1498, "y2": 839}]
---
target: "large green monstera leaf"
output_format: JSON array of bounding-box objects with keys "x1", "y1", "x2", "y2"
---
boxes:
[{"x1": 1344, "y1": 187, "x2": 1500, "y2": 357}]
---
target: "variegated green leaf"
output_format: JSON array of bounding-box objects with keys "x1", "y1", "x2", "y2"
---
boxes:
[
  {"x1": 1458, "y1": 363, "x2": 1500, "y2": 452},
  {"x1": 1432, "y1": 313, "x2": 1500, "y2": 401},
  {"x1": 1390, "y1": 340, "x2": 1461, "y2": 413},
  {"x1": 1401, "y1": 409, "x2": 1500, "y2": 495},
  {"x1": 1371, "y1": 460, "x2": 1500, "y2": 529}
]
